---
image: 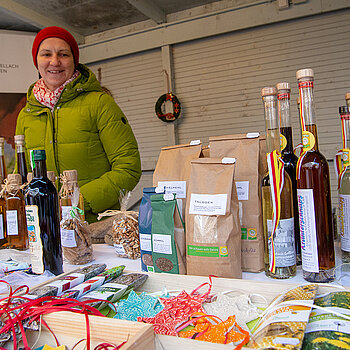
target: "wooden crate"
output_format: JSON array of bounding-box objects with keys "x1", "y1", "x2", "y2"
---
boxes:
[
  {"x1": 11, "y1": 312, "x2": 154, "y2": 350},
  {"x1": 136, "y1": 272, "x2": 349, "y2": 350}
]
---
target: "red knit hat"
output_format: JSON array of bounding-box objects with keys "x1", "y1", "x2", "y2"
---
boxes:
[{"x1": 32, "y1": 26, "x2": 79, "y2": 69}]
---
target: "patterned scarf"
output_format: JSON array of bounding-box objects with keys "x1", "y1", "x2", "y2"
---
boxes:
[{"x1": 33, "y1": 70, "x2": 80, "y2": 110}]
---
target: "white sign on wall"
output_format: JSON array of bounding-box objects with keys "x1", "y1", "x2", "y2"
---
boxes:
[{"x1": 0, "y1": 30, "x2": 38, "y2": 93}]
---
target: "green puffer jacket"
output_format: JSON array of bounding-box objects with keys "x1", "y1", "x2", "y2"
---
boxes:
[{"x1": 16, "y1": 64, "x2": 141, "y2": 223}]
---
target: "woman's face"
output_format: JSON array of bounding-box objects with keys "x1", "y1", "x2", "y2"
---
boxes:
[{"x1": 37, "y1": 37, "x2": 75, "y2": 91}]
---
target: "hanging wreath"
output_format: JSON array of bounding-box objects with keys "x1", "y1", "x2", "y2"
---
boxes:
[{"x1": 155, "y1": 93, "x2": 181, "y2": 122}]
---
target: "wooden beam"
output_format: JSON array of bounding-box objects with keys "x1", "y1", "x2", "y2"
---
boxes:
[
  {"x1": 126, "y1": 0, "x2": 166, "y2": 24},
  {"x1": 0, "y1": 0, "x2": 84, "y2": 43}
]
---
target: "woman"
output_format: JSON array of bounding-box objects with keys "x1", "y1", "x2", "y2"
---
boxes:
[{"x1": 16, "y1": 26, "x2": 141, "y2": 223}]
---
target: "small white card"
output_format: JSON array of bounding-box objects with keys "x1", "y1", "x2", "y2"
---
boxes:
[
  {"x1": 189, "y1": 194, "x2": 227, "y2": 215},
  {"x1": 235, "y1": 181, "x2": 249, "y2": 201},
  {"x1": 158, "y1": 181, "x2": 186, "y2": 199},
  {"x1": 114, "y1": 244, "x2": 126, "y2": 255},
  {"x1": 61, "y1": 229, "x2": 77, "y2": 247}
]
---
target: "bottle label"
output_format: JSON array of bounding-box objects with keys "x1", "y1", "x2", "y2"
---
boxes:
[
  {"x1": 26, "y1": 205, "x2": 44, "y2": 274},
  {"x1": 61, "y1": 229, "x2": 77, "y2": 248},
  {"x1": 6, "y1": 210, "x2": 19, "y2": 235},
  {"x1": 0, "y1": 214, "x2": 4, "y2": 239},
  {"x1": 339, "y1": 194, "x2": 350, "y2": 252},
  {"x1": 297, "y1": 189, "x2": 319, "y2": 273},
  {"x1": 280, "y1": 134, "x2": 287, "y2": 151},
  {"x1": 267, "y1": 218, "x2": 296, "y2": 267},
  {"x1": 302, "y1": 131, "x2": 315, "y2": 151},
  {"x1": 343, "y1": 149, "x2": 350, "y2": 167}
]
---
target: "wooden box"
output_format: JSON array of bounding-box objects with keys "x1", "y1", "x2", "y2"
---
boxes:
[{"x1": 12, "y1": 312, "x2": 154, "y2": 350}]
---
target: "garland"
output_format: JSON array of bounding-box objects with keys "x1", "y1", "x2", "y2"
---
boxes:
[{"x1": 155, "y1": 93, "x2": 181, "y2": 122}]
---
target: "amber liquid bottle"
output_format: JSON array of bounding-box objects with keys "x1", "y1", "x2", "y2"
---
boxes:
[
  {"x1": 6, "y1": 174, "x2": 29, "y2": 250},
  {"x1": 276, "y1": 82, "x2": 301, "y2": 265},
  {"x1": 0, "y1": 195, "x2": 7, "y2": 247},
  {"x1": 261, "y1": 87, "x2": 296, "y2": 279},
  {"x1": 296, "y1": 68, "x2": 335, "y2": 283},
  {"x1": 14, "y1": 135, "x2": 28, "y2": 185},
  {"x1": 25, "y1": 150, "x2": 63, "y2": 275},
  {"x1": 0, "y1": 137, "x2": 7, "y2": 184}
]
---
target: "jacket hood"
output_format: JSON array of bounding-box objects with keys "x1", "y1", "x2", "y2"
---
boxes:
[{"x1": 26, "y1": 64, "x2": 102, "y2": 106}]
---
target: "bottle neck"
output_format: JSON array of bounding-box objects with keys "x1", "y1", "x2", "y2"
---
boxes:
[
  {"x1": 341, "y1": 114, "x2": 350, "y2": 149},
  {"x1": 298, "y1": 79, "x2": 319, "y2": 151},
  {"x1": 278, "y1": 91, "x2": 294, "y2": 153},
  {"x1": 16, "y1": 144, "x2": 25, "y2": 153},
  {"x1": 263, "y1": 95, "x2": 281, "y2": 154},
  {"x1": 33, "y1": 159, "x2": 47, "y2": 178}
]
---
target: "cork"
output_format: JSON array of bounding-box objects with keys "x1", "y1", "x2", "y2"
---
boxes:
[
  {"x1": 14, "y1": 135, "x2": 25, "y2": 145},
  {"x1": 296, "y1": 68, "x2": 314, "y2": 80},
  {"x1": 63, "y1": 170, "x2": 78, "y2": 183},
  {"x1": 7, "y1": 174, "x2": 22, "y2": 189},
  {"x1": 261, "y1": 87, "x2": 277, "y2": 97},
  {"x1": 47, "y1": 171, "x2": 56, "y2": 184}
]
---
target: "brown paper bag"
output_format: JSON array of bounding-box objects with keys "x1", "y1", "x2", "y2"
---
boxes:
[
  {"x1": 186, "y1": 158, "x2": 242, "y2": 279},
  {"x1": 209, "y1": 133, "x2": 267, "y2": 272},
  {"x1": 153, "y1": 141, "x2": 202, "y2": 275}
]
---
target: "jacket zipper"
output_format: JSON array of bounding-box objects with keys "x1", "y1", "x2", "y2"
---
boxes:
[{"x1": 51, "y1": 107, "x2": 60, "y2": 175}]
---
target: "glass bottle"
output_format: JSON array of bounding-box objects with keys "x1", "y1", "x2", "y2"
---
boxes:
[
  {"x1": 0, "y1": 191, "x2": 7, "y2": 248},
  {"x1": 25, "y1": 150, "x2": 63, "y2": 275},
  {"x1": 0, "y1": 137, "x2": 7, "y2": 184},
  {"x1": 276, "y1": 82, "x2": 301, "y2": 265},
  {"x1": 261, "y1": 87, "x2": 296, "y2": 279},
  {"x1": 59, "y1": 170, "x2": 85, "y2": 222},
  {"x1": 14, "y1": 135, "x2": 28, "y2": 185},
  {"x1": 296, "y1": 68, "x2": 335, "y2": 283},
  {"x1": 338, "y1": 106, "x2": 350, "y2": 263},
  {"x1": 6, "y1": 174, "x2": 28, "y2": 250}
]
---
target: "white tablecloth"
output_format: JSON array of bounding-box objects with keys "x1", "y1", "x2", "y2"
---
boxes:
[{"x1": 64, "y1": 242, "x2": 350, "y2": 287}]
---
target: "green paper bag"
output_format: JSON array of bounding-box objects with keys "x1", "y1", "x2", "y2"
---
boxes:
[{"x1": 151, "y1": 193, "x2": 186, "y2": 274}]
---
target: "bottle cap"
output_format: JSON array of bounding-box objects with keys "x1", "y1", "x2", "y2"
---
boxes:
[
  {"x1": 62, "y1": 170, "x2": 78, "y2": 182},
  {"x1": 296, "y1": 68, "x2": 314, "y2": 80},
  {"x1": 27, "y1": 172, "x2": 33, "y2": 182},
  {"x1": 339, "y1": 106, "x2": 350, "y2": 114},
  {"x1": 7, "y1": 174, "x2": 22, "y2": 187},
  {"x1": 32, "y1": 149, "x2": 46, "y2": 161},
  {"x1": 276, "y1": 82, "x2": 290, "y2": 91},
  {"x1": 345, "y1": 92, "x2": 350, "y2": 101},
  {"x1": 14, "y1": 135, "x2": 25, "y2": 144},
  {"x1": 261, "y1": 87, "x2": 277, "y2": 97},
  {"x1": 47, "y1": 171, "x2": 56, "y2": 183}
]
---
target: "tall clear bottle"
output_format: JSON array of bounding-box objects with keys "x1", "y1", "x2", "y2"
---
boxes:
[
  {"x1": 338, "y1": 106, "x2": 350, "y2": 263},
  {"x1": 0, "y1": 137, "x2": 7, "y2": 184},
  {"x1": 14, "y1": 135, "x2": 28, "y2": 185},
  {"x1": 25, "y1": 150, "x2": 63, "y2": 275},
  {"x1": 276, "y1": 82, "x2": 301, "y2": 265},
  {"x1": 6, "y1": 174, "x2": 28, "y2": 250},
  {"x1": 261, "y1": 87, "x2": 296, "y2": 279},
  {"x1": 296, "y1": 68, "x2": 335, "y2": 282}
]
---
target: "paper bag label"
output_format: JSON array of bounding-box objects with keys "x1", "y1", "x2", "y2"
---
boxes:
[
  {"x1": 188, "y1": 245, "x2": 228, "y2": 257},
  {"x1": 152, "y1": 234, "x2": 172, "y2": 254},
  {"x1": 158, "y1": 181, "x2": 186, "y2": 199},
  {"x1": 61, "y1": 229, "x2": 77, "y2": 247},
  {"x1": 235, "y1": 181, "x2": 249, "y2": 201},
  {"x1": 189, "y1": 194, "x2": 227, "y2": 215},
  {"x1": 140, "y1": 233, "x2": 152, "y2": 251}
]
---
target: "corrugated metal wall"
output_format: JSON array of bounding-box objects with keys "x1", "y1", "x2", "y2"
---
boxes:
[{"x1": 88, "y1": 9, "x2": 350, "y2": 207}]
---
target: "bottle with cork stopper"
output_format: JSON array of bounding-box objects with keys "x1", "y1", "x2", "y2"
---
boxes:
[
  {"x1": 5, "y1": 173, "x2": 28, "y2": 250},
  {"x1": 14, "y1": 135, "x2": 28, "y2": 185},
  {"x1": 261, "y1": 86, "x2": 296, "y2": 279},
  {"x1": 276, "y1": 82, "x2": 301, "y2": 265},
  {"x1": 296, "y1": 68, "x2": 335, "y2": 283}
]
